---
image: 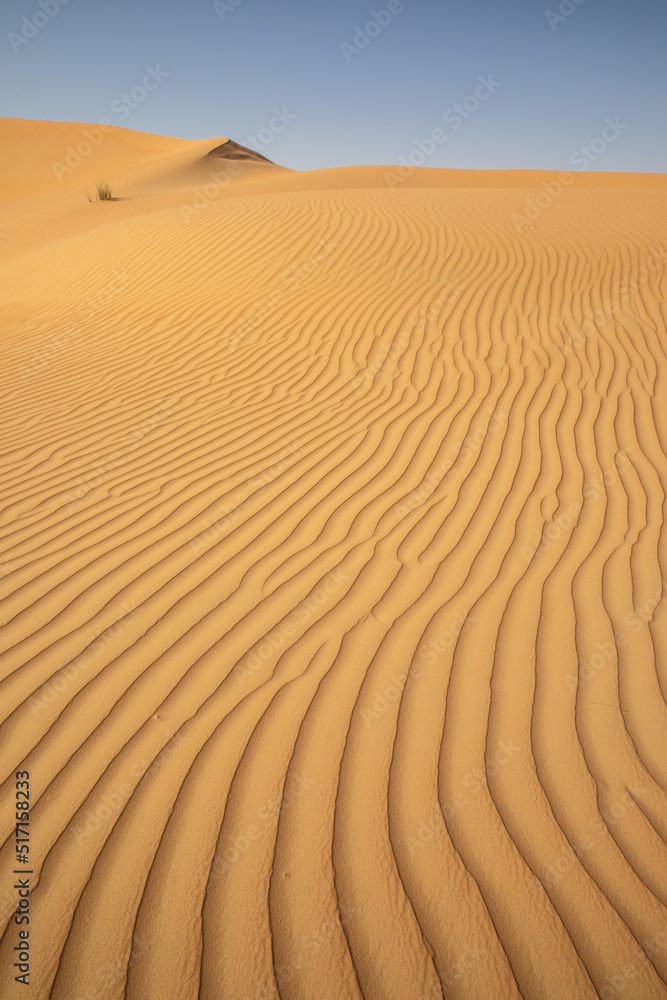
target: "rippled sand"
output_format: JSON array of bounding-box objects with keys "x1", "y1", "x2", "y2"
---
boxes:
[{"x1": 1, "y1": 118, "x2": 667, "y2": 1000}]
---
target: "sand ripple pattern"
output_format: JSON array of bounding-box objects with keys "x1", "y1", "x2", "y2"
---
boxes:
[{"x1": 1, "y1": 167, "x2": 667, "y2": 1000}]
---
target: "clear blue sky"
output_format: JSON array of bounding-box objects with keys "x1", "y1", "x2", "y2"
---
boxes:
[{"x1": 1, "y1": 0, "x2": 665, "y2": 173}]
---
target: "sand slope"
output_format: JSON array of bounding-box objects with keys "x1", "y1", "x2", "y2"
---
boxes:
[{"x1": 1, "y1": 118, "x2": 667, "y2": 1000}]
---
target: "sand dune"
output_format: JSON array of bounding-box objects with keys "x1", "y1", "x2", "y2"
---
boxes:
[{"x1": 1, "y1": 117, "x2": 667, "y2": 999}]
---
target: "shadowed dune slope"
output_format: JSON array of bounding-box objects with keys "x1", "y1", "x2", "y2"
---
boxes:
[{"x1": 1, "y1": 118, "x2": 667, "y2": 1000}]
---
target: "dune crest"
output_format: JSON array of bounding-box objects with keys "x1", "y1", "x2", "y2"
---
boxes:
[{"x1": 207, "y1": 138, "x2": 276, "y2": 164}]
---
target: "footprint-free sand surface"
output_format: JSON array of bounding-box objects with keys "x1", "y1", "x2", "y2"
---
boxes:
[{"x1": 1, "y1": 117, "x2": 667, "y2": 1000}]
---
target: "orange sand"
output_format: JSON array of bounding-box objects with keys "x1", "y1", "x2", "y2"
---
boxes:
[{"x1": 1, "y1": 118, "x2": 666, "y2": 1000}]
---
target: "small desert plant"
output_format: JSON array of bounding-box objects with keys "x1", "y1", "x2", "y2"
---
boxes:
[{"x1": 86, "y1": 182, "x2": 113, "y2": 202}]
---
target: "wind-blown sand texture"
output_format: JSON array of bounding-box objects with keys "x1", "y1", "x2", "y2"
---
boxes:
[{"x1": 1, "y1": 118, "x2": 667, "y2": 1000}]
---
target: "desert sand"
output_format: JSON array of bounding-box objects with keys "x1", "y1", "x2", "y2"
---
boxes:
[{"x1": 1, "y1": 117, "x2": 666, "y2": 1000}]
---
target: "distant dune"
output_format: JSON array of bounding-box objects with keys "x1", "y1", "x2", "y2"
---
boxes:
[{"x1": 1, "y1": 117, "x2": 666, "y2": 1000}]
